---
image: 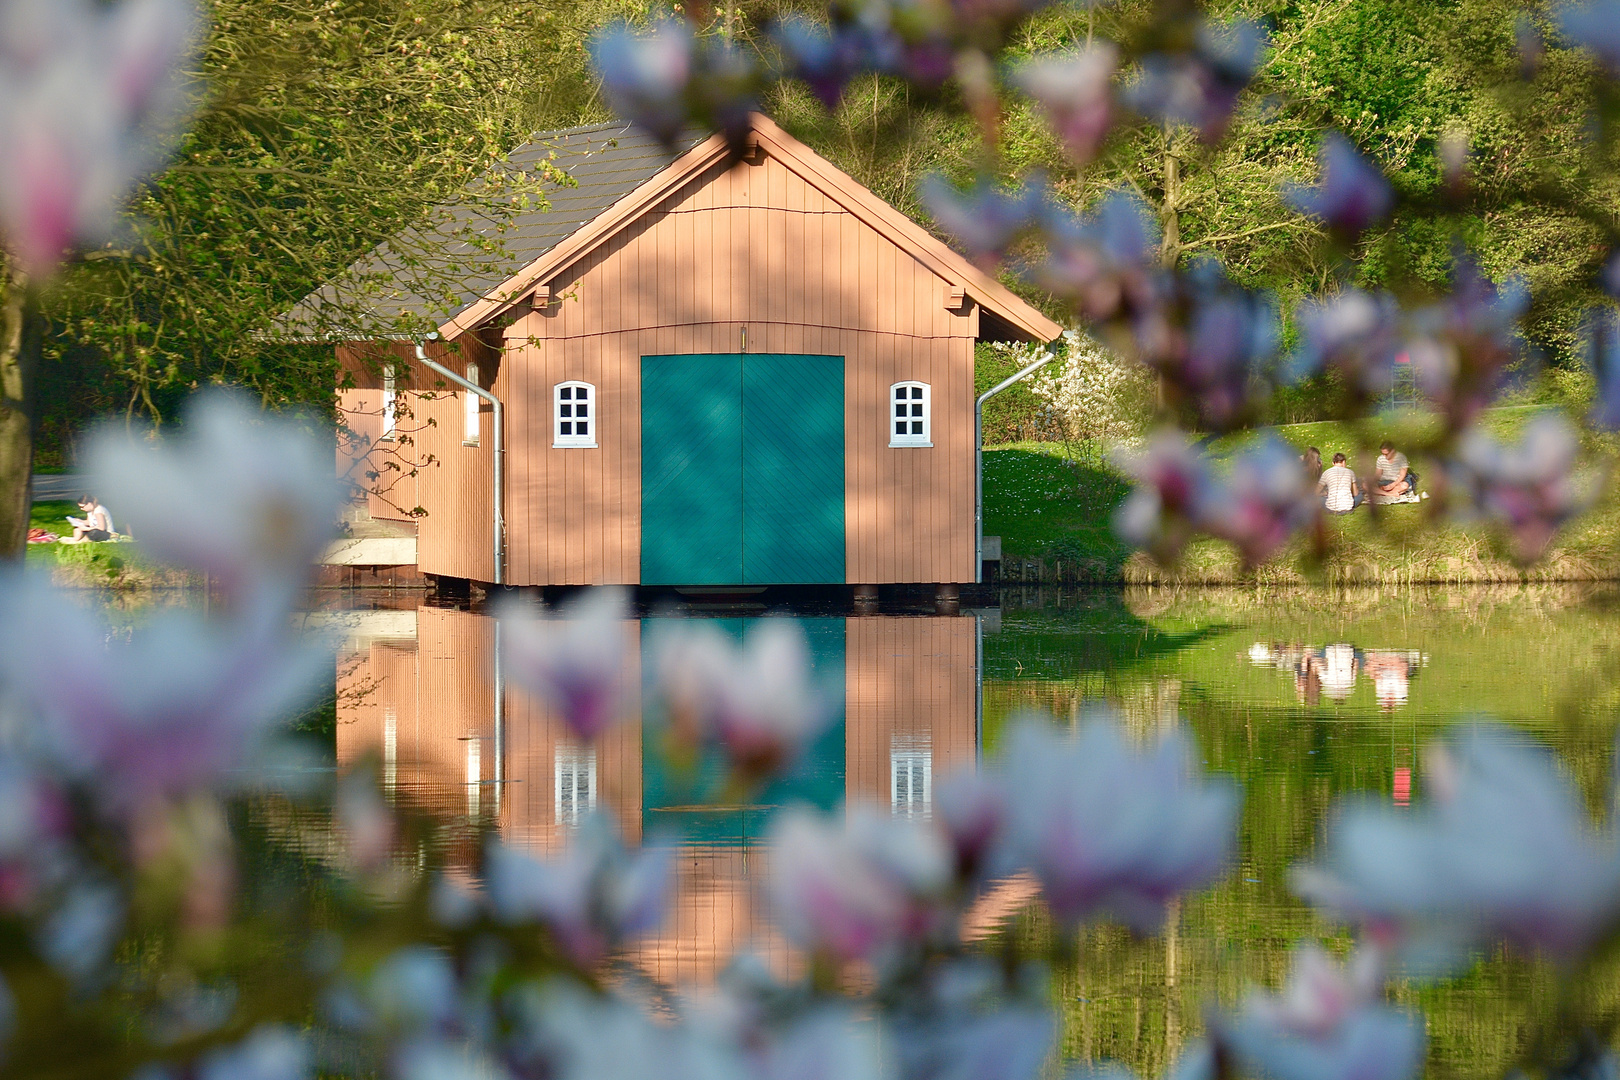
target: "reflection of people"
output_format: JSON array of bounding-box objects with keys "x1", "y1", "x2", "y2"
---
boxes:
[
  {"x1": 64, "y1": 494, "x2": 114, "y2": 543},
  {"x1": 1363, "y1": 650, "x2": 1411, "y2": 710},
  {"x1": 1374, "y1": 441, "x2": 1424, "y2": 503},
  {"x1": 1294, "y1": 652, "x2": 1323, "y2": 706},
  {"x1": 1318, "y1": 453, "x2": 1360, "y2": 514},
  {"x1": 1321, "y1": 644, "x2": 1358, "y2": 701}
]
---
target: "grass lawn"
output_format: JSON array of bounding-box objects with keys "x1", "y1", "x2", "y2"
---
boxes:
[
  {"x1": 982, "y1": 406, "x2": 1620, "y2": 583},
  {"x1": 25, "y1": 499, "x2": 192, "y2": 587}
]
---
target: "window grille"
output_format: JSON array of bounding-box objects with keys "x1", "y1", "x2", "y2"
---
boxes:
[
  {"x1": 555, "y1": 381, "x2": 597, "y2": 448},
  {"x1": 890, "y1": 382, "x2": 931, "y2": 447}
]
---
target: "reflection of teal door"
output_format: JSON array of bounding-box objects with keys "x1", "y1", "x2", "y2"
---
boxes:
[
  {"x1": 641, "y1": 354, "x2": 844, "y2": 585},
  {"x1": 641, "y1": 617, "x2": 846, "y2": 844}
]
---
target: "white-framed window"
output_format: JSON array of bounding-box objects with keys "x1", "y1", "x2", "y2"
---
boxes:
[
  {"x1": 463, "y1": 363, "x2": 481, "y2": 446},
  {"x1": 890, "y1": 381, "x2": 931, "y2": 447},
  {"x1": 381, "y1": 363, "x2": 397, "y2": 440},
  {"x1": 555, "y1": 745, "x2": 598, "y2": 828},
  {"x1": 891, "y1": 743, "x2": 932, "y2": 818},
  {"x1": 554, "y1": 381, "x2": 597, "y2": 448}
]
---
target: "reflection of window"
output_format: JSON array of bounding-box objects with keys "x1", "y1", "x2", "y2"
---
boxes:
[
  {"x1": 554, "y1": 381, "x2": 597, "y2": 448},
  {"x1": 383, "y1": 707, "x2": 397, "y2": 794},
  {"x1": 890, "y1": 382, "x2": 931, "y2": 447},
  {"x1": 555, "y1": 745, "x2": 598, "y2": 827},
  {"x1": 464, "y1": 364, "x2": 481, "y2": 445},
  {"x1": 382, "y1": 364, "x2": 397, "y2": 440},
  {"x1": 891, "y1": 741, "x2": 932, "y2": 818},
  {"x1": 466, "y1": 737, "x2": 482, "y2": 817}
]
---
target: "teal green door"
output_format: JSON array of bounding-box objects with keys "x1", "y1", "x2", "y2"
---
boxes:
[
  {"x1": 641, "y1": 354, "x2": 844, "y2": 585},
  {"x1": 641, "y1": 355, "x2": 743, "y2": 584},
  {"x1": 742, "y1": 354, "x2": 844, "y2": 583}
]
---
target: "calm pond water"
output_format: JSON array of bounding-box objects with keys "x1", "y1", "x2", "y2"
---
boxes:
[{"x1": 328, "y1": 584, "x2": 1620, "y2": 1080}]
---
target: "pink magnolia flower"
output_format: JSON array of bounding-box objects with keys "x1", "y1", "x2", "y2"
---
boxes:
[
  {"x1": 1013, "y1": 46, "x2": 1118, "y2": 165},
  {"x1": 1557, "y1": 0, "x2": 1620, "y2": 75},
  {"x1": 85, "y1": 390, "x2": 340, "y2": 604},
  {"x1": 1403, "y1": 258, "x2": 1528, "y2": 431},
  {"x1": 1294, "y1": 725, "x2": 1620, "y2": 963},
  {"x1": 590, "y1": 17, "x2": 757, "y2": 148},
  {"x1": 1205, "y1": 435, "x2": 1319, "y2": 568},
  {"x1": 892, "y1": 1007, "x2": 1055, "y2": 1080},
  {"x1": 0, "y1": 0, "x2": 201, "y2": 275},
  {"x1": 1447, "y1": 414, "x2": 1597, "y2": 563},
  {"x1": 919, "y1": 173, "x2": 1045, "y2": 268},
  {"x1": 0, "y1": 572, "x2": 328, "y2": 810},
  {"x1": 1125, "y1": 18, "x2": 1267, "y2": 142},
  {"x1": 500, "y1": 588, "x2": 633, "y2": 741},
  {"x1": 996, "y1": 715, "x2": 1238, "y2": 930},
  {"x1": 1112, "y1": 429, "x2": 1219, "y2": 564},
  {"x1": 1214, "y1": 943, "x2": 1425, "y2": 1080},
  {"x1": 1284, "y1": 134, "x2": 1393, "y2": 237},
  {"x1": 653, "y1": 619, "x2": 829, "y2": 776},
  {"x1": 485, "y1": 815, "x2": 672, "y2": 966},
  {"x1": 768, "y1": 806, "x2": 953, "y2": 961},
  {"x1": 1029, "y1": 190, "x2": 1161, "y2": 323},
  {"x1": 935, "y1": 767, "x2": 1007, "y2": 879},
  {"x1": 1289, "y1": 289, "x2": 1403, "y2": 400}
]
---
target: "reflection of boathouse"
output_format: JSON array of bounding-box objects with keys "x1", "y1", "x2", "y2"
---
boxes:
[{"x1": 336, "y1": 607, "x2": 981, "y2": 982}]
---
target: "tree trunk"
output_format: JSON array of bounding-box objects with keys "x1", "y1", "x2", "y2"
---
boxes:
[
  {"x1": 0, "y1": 259, "x2": 36, "y2": 560},
  {"x1": 1159, "y1": 139, "x2": 1183, "y2": 269}
]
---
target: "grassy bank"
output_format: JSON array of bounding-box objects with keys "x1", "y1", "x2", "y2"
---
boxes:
[
  {"x1": 26, "y1": 500, "x2": 194, "y2": 588},
  {"x1": 982, "y1": 407, "x2": 1620, "y2": 584}
]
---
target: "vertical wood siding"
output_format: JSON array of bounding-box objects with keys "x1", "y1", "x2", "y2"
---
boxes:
[{"x1": 495, "y1": 151, "x2": 980, "y2": 587}]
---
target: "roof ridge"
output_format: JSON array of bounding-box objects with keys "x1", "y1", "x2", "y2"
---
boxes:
[{"x1": 520, "y1": 119, "x2": 638, "y2": 143}]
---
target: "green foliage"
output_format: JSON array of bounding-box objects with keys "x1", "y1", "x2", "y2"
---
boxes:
[{"x1": 975, "y1": 342, "x2": 1051, "y2": 443}]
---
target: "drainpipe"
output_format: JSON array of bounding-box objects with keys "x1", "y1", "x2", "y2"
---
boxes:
[
  {"x1": 974, "y1": 333, "x2": 1068, "y2": 584},
  {"x1": 412, "y1": 333, "x2": 505, "y2": 586}
]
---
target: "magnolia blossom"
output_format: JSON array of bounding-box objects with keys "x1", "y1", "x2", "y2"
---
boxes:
[
  {"x1": 653, "y1": 619, "x2": 828, "y2": 776},
  {"x1": 1557, "y1": 0, "x2": 1620, "y2": 74},
  {"x1": 1284, "y1": 134, "x2": 1393, "y2": 237},
  {"x1": 590, "y1": 18, "x2": 756, "y2": 147},
  {"x1": 1205, "y1": 435, "x2": 1318, "y2": 568},
  {"x1": 1028, "y1": 190, "x2": 1160, "y2": 322},
  {"x1": 85, "y1": 390, "x2": 340, "y2": 603},
  {"x1": 1290, "y1": 289, "x2": 1403, "y2": 399},
  {"x1": 501, "y1": 588, "x2": 633, "y2": 740},
  {"x1": 1112, "y1": 429, "x2": 1218, "y2": 564},
  {"x1": 1403, "y1": 259, "x2": 1528, "y2": 430},
  {"x1": 485, "y1": 815, "x2": 672, "y2": 966},
  {"x1": 919, "y1": 174, "x2": 1045, "y2": 267},
  {"x1": 1215, "y1": 943, "x2": 1425, "y2": 1080},
  {"x1": 755, "y1": 1009, "x2": 888, "y2": 1080},
  {"x1": 0, "y1": 572, "x2": 327, "y2": 809},
  {"x1": 1447, "y1": 415, "x2": 1595, "y2": 563},
  {"x1": 1295, "y1": 725, "x2": 1620, "y2": 962},
  {"x1": 0, "y1": 0, "x2": 200, "y2": 274},
  {"x1": 1013, "y1": 46, "x2": 1118, "y2": 164},
  {"x1": 996, "y1": 715, "x2": 1238, "y2": 929},
  {"x1": 774, "y1": 17, "x2": 874, "y2": 107},
  {"x1": 768, "y1": 806, "x2": 953, "y2": 960},
  {"x1": 1582, "y1": 307, "x2": 1620, "y2": 431},
  {"x1": 196, "y1": 1025, "x2": 312, "y2": 1080},
  {"x1": 892, "y1": 1007, "x2": 1055, "y2": 1080},
  {"x1": 1147, "y1": 264, "x2": 1281, "y2": 430},
  {"x1": 515, "y1": 982, "x2": 746, "y2": 1080},
  {"x1": 1126, "y1": 18, "x2": 1267, "y2": 141},
  {"x1": 935, "y1": 767, "x2": 1007, "y2": 879}
]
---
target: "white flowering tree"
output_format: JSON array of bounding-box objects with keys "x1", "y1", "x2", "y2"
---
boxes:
[{"x1": 1022, "y1": 332, "x2": 1156, "y2": 459}]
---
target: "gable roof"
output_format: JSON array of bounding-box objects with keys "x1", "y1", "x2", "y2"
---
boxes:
[{"x1": 282, "y1": 114, "x2": 1062, "y2": 345}]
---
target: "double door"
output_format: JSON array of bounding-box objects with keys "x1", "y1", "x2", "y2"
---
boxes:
[{"x1": 641, "y1": 353, "x2": 845, "y2": 585}]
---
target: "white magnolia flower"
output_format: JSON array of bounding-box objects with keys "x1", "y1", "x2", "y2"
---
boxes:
[
  {"x1": 196, "y1": 1025, "x2": 311, "y2": 1080},
  {"x1": 996, "y1": 714, "x2": 1238, "y2": 929},
  {"x1": 0, "y1": 0, "x2": 201, "y2": 273},
  {"x1": 500, "y1": 588, "x2": 634, "y2": 740},
  {"x1": 84, "y1": 390, "x2": 340, "y2": 602}
]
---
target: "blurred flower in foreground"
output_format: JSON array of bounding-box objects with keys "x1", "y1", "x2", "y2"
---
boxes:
[
  {"x1": 0, "y1": 0, "x2": 201, "y2": 275},
  {"x1": 1145, "y1": 262, "x2": 1281, "y2": 431},
  {"x1": 1214, "y1": 943, "x2": 1426, "y2": 1080},
  {"x1": 1284, "y1": 134, "x2": 1393, "y2": 238},
  {"x1": 768, "y1": 806, "x2": 953, "y2": 961},
  {"x1": 1580, "y1": 307, "x2": 1620, "y2": 431},
  {"x1": 86, "y1": 390, "x2": 339, "y2": 604},
  {"x1": 485, "y1": 814, "x2": 672, "y2": 966},
  {"x1": 892, "y1": 1006, "x2": 1054, "y2": 1080},
  {"x1": 517, "y1": 982, "x2": 743, "y2": 1080},
  {"x1": 1295, "y1": 725, "x2": 1620, "y2": 964},
  {"x1": 654, "y1": 619, "x2": 829, "y2": 778},
  {"x1": 1404, "y1": 258, "x2": 1529, "y2": 431},
  {"x1": 1027, "y1": 189, "x2": 1160, "y2": 322},
  {"x1": 1557, "y1": 0, "x2": 1620, "y2": 75},
  {"x1": 1126, "y1": 18, "x2": 1267, "y2": 141},
  {"x1": 1012, "y1": 45, "x2": 1118, "y2": 165},
  {"x1": 1447, "y1": 414, "x2": 1596, "y2": 563},
  {"x1": 919, "y1": 173, "x2": 1045, "y2": 268},
  {"x1": 196, "y1": 1024, "x2": 310, "y2": 1080},
  {"x1": 774, "y1": 16, "x2": 875, "y2": 108},
  {"x1": 1289, "y1": 289, "x2": 1404, "y2": 403},
  {"x1": 0, "y1": 572, "x2": 327, "y2": 809},
  {"x1": 1205, "y1": 435, "x2": 1319, "y2": 568},
  {"x1": 996, "y1": 715, "x2": 1238, "y2": 929},
  {"x1": 1112, "y1": 429, "x2": 1218, "y2": 564},
  {"x1": 501, "y1": 588, "x2": 633, "y2": 740},
  {"x1": 935, "y1": 767, "x2": 1007, "y2": 880},
  {"x1": 591, "y1": 17, "x2": 757, "y2": 148}
]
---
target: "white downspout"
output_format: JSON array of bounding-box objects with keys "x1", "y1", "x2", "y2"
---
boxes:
[
  {"x1": 412, "y1": 333, "x2": 505, "y2": 586},
  {"x1": 974, "y1": 334, "x2": 1067, "y2": 584}
]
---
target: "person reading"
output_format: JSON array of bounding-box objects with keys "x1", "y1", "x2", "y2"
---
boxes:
[
  {"x1": 64, "y1": 495, "x2": 114, "y2": 543},
  {"x1": 1318, "y1": 453, "x2": 1360, "y2": 514}
]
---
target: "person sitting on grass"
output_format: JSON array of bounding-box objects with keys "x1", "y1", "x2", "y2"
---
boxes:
[
  {"x1": 63, "y1": 494, "x2": 114, "y2": 543},
  {"x1": 1318, "y1": 453, "x2": 1360, "y2": 514},
  {"x1": 1373, "y1": 441, "x2": 1425, "y2": 504}
]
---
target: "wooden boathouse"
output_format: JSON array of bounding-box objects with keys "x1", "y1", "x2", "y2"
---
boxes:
[{"x1": 294, "y1": 113, "x2": 1061, "y2": 588}]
